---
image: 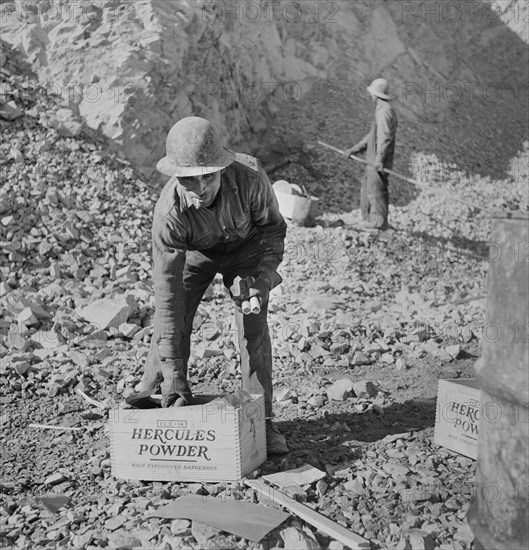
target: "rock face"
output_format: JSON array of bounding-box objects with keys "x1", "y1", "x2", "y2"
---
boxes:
[{"x1": 2, "y1": 0, "x2": 527, "y2": 180}]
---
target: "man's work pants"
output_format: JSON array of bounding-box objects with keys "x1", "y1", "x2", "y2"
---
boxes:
[
  {"x1": 140, "y1": 240, "x2": 274, "y2": 417},
  {"x1": 360, "y1": 168, "x2": 389, "y2": 228}
]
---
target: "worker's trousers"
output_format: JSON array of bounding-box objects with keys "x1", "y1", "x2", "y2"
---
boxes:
[
  {"x1": 140, "y1": 240, "x2": 274, "y2": 417},
  {"x1": 360, "y1": 168, "x2": 389, "y2": 228}
]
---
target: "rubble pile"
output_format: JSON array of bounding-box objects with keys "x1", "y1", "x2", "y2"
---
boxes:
[
  {"x1": 2, "y1": 0, "x2": 527, "y2": 182},
  {"x1": 1, "y1": 59, "x2": 527, "y2": 550}
]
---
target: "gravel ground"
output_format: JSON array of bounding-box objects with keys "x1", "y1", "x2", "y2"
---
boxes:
[{"x1": 1, "y1": 64, "x2": 527, "y2": 550}]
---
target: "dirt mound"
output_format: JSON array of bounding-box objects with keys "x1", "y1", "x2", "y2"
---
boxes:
[{"x1": 2, "y1": 0, "x2": 527, "y2": 192}]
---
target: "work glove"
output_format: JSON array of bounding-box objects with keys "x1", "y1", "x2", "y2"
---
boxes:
[
  {"x1": 229, "y1": 276, "x2": 269, "y2": 314},
  {"x1": 249, "y1": 276, "x2": 270, "y2": 308},
  {"x1": 160, "y1": 359, "x2": 194, "y2": 407}
]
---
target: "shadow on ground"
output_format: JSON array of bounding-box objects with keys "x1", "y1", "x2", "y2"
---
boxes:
[{"x1": 276, "y1": 397, "x2": 437, "y2": 466}]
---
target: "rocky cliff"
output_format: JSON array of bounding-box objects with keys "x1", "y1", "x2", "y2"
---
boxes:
[{"x1": 1, "y1": 0, "x2": 528, "y2": 197}]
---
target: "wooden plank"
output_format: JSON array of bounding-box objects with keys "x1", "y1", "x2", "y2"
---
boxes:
[
  {"x1": 244, "y1": 479, "x2": 371, "y2": 550},
  {"x1": 29, "y1": 423, "x2": 82, "y2": 431}
]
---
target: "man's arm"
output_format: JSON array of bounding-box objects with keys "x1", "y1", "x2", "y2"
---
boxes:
[
  {"x1": 152, "y1": 216, "x2": 187, "y2": 361},
  {"x1": 250, "y1": 164, "x2": 287, "y2": 290},
  {"x1": 352, "y1": 132, "x2": 369, "y2": 154},
  {"x1": 375, "y1": 108, "x2": 397, "y2": 168},
  {"x1": 343, "y1": 131, "x2": 369, "y2": 158},
  {"x1": 152, "y1": 215, "x2": 195, "y2": 406}
]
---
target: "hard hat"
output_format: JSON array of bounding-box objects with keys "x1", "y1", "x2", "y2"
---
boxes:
[
  {"x1": 366, "y1": 78, "x2": 391, "y2": 100},
  {"x1": 156, "y1": 116, "x2": 236, "y2": 177}
]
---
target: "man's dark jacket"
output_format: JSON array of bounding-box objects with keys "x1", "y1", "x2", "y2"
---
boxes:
[{"x1": 152, "y1": 154, "x2": 286, "y2": 361}]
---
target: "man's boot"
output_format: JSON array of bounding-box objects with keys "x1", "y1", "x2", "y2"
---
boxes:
[{"x1": 160, "y1": 362, "x2": 194, "y2": 407}]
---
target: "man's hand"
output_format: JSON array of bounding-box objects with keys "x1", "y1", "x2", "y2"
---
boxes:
[
  {"x1": 229, "y1": 276, "x2": 250, "y2": 309},
  {"x1": 343, "y1": 147, "x2": 358, "y2": 159},
  {"x1": 160, "y1": 359, "x2": 193, "y2": 407},
  {"x1": 373, "y1": 160, "x2": 384, "y2": 172},
  {"x1": 249, "y1": 276, "x2": 270, "y2": 308},
  {"x1": 230, "y1": 276, "x2": 269, "y2": 314}
]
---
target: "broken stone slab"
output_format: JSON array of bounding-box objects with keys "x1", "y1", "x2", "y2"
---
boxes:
[
  {"x1": 7, "y1": 332, "x2": 30, "y2": 352},
  {"x1": 302, "y1": 295, "x2": 343, "y2": 313},
  {"x1": 307, "y1": 395, "x2": 326, "y2": 407},
  {"x1": 44, "y1": 472, "x2": 69, "y2": 486},
  {"x1": 263, "y1": 464, "x2": 326, "y2": 487},
  {"x1": 1, "y1": 214, "x2": 14, "y2": 226},
  {"x1": 0, "y1": 101, "x2": 23, "y2": 121},
  {"x1": 118, "y1": 322, "x2": 140, "y2": 338},
  {"x1": 12, "y1": 360, "x2": 31, "y2": 375},
  {"x1": 280, "y1": 526, "x2": 321, "y2": 550},
  {"x1": 94, "y1": 348, "x2": 112, "y2": 362},
  {"x1": 316, "y1": 480, "x2": 328, "y2": 497},
  {"x1": 343, "y1": 475, "x2": 365, "y2": 492},
  {"x1": 170, "y1": 519, "x2": 191, "y2": 535},
  {"x1": 58, "y1": 120, "x2": 83, "y2": 138},
  {"x1": 406, "y1": 529, "x2": 435, "y2": 550},
  {"x1": 275, "y1": 388, "x2": 293, "y2": 402},
  {"x1": 191, "y1": 521, "x2": 227, "y2": 545},
  {"x1": 76, "y1": 294, "x2": 134, "y2": 330},
  {"x1": 445, "y1": 344, "x2": 462, "y2": 360},
  {"x1": 194, "y1": 346, "x2": 223, "y2": 359},
  {"x1": 351, "y1": 351, "x2": 371, "y2": 366},
  {"x1": 71, "y1": 533, "x2": 94, "y2": 548},
  {"x1": 105, "y1": 515, "x2": 127, "y2": 531},
  {"x1": 352, "y1": 381, "x2": 379, "y2": 398},
  {"x1": 330, "y1": 342, "x2": 349, "y2": 354},
  {"x1": 327, "y1": 378, "x2": 354, "y2": 401},
  {"x1": 454, "y1": 522, "x2": 474, "y2": 543},
  {"x1": 3, "y1": 294, "x2": 52, "y2": 320},
  {"x1": 382, "y1": 462, "x2": 410, "y2": 478},
  {"x1": 107, "y1": 529, "x2": 142, "y2": 548},
  {"x1": 33, "y1": 348, "x2": 53, "y2": 360},
  {"x1": 70, "y1": 350, "x2": 90, "y2": 368},
  {"x1": 404, "y1": 330, "x2": 429, "y2": 343},
  {"x1": 49, "y1": 263, "x2": 62, "y2": 279},
  {"x1": 16, "y1": 307, "x2": 39, "y2": 327},
  {"x1": 132, "y1": 327, "x2": 151, "y2": 341},
  {"x1": 31, "y1": 330, "x2": 66, "y2": 349}
]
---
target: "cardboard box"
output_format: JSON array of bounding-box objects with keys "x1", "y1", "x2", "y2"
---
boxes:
[
  {"x1": 109, "y1": 394, "x2": 266, "y2": 482},
  {"x1": 274, "y1": 191, "x2": 319, "y2": 227},
  {"x1": 434, "y1": 379, "x2": 481, "y2": 459}
]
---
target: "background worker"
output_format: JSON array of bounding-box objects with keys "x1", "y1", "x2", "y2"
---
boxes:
[
  {"x1": 141, "y1": 116, "x2": 289, "y2": 455},
  {"x1": 343, "y1": 78, "x2": 398, "y2": 230}
]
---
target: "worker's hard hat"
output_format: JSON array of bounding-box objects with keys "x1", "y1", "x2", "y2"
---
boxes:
[
  {"x1": 156, "y1": 116, "x2": 236, "y2": 177},
  {"x1": 366, "y1": 78, "x2": 391, "y2": 100}
]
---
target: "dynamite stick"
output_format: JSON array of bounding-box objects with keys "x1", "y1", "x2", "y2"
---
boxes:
[{"x1": 230, "y1": 276, "x2": 261, "y2": 315}]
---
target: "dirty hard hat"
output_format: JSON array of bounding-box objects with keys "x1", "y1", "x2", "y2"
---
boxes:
[
  {"x1": 366, "y1": 78, "x2": 391, "y2": 100},
  {"x1": 156, "y1": 116, "x2": 236, "y2": 177}
]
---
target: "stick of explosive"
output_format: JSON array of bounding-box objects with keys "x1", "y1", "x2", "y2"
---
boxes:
[
  {"x1": 317, "y1": 140, "x2": 494, "y2": 215},
  {"x1": 231, "y1": 276, "x2": 261, "y2": 315}
]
